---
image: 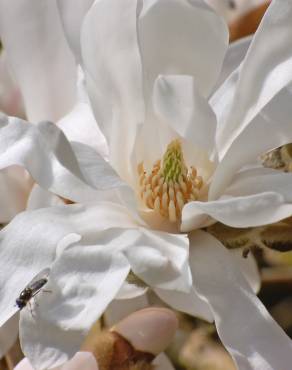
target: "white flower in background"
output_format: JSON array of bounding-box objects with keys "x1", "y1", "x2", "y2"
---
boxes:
[
  {"x1": 0, "y1": 0, "x2": 292, "y2": 369},
  {"x1": 0, "y1": 0, "x2": 107, "y2": 225}
]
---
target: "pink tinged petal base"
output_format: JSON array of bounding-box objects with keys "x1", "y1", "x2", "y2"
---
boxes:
[
  {"x1": 190, "y1": 230, "x2": 292, "y2": 370},
  {"x1": 0, "y1": 51, "x2": 24, "y2": 118},
  {"x1": 0, "y1": 166, "x2": 33, "y2": 223},
  {"x1": 0, "y1": 0, "x2": 76, "y2": 123}
]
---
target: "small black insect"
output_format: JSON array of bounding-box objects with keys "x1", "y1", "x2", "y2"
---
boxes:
[
  {"x1": 16, "y1": 278, "x2": 48, "y2": 310},
  {"x1": 228, "y1": 0, "x2": 236, "y2": 9}
]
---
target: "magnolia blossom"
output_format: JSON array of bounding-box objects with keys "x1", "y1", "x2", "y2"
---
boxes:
[
  {"x1": 0, "y1": 0, "x2": 108, "y2": 225},
  {"x1": 1, "y1": 0, "x2": 292, "y2": 369}
]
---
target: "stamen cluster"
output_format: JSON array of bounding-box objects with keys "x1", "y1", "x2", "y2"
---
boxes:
[{"x1": 138, "y1": 140, "x2": 203, "y2": 222}]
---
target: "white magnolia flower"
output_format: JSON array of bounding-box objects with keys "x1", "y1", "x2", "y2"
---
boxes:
[
  {"x1": 0, "y1": 0, "x2": 108, "y2": 224},
  {"x1": 0, "y1": 0, "x2": 292, "y2": 369}
]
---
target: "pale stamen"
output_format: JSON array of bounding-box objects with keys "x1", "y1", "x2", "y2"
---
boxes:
[{"x1": 138, "y1": 139, "x2": 203, "y2": 223}]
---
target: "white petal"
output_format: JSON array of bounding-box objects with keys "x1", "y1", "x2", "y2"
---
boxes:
[
  {"x1": 15, "y1": 352, "x2": 98, "y2": 370},
  {"x1": 215, "y1": 0, "x2": 292, "y2": 158},
  {"x1": 0, "y1": 313, "x2": 19, "y2": 358},
  {"x1": 105, "y1": 293, "x2": 150, "y2": 326},
  {"x1": 182, "y1": 192, "x2": 292, "y2": 230},
  {"x1": 139, "y1": 0, "x2": 228, "y2": 97},
  {"x1": 0, "y1": 0, "x2": 76, "y2": 122},
  {"x1": 57, "y1": 102, "x2": 108, "y2": 159},
  {"x1": 56, "y1": 0, "x2": 94, "y2": 63},
  {"x1": 115, "y1": 282, "x2": 148, "y2": 300},
  {"x1": 155, "y1": 287, "x2": 213, "y2": 322},
  {"x1": 0, "y1": 166, "x2": 32, "y2": 223},
  {"x1": 190, "y1": 230, "x2": 292, "y2": 370},
  {"x1": 225, "y1": 167, "x2": 292, "y2": 200},
  {"x1": 124, "y1": 229, "x2": 192, "y2": 292},
  {"x1": 20, "y1": 245, "x2": 130, "y2": 370},
  {"x1": 153, "y1": 75, "x2": 216, "y2": 154},
  {"x1": 196, "y1": 168, "x2": 292, "y2": 229},
  {"x1": 210, "y1": 84, "x2": 292, "y2": 199},
  {"x1": 153, "y1": 353, "x2": 175, "y2": 370},
  {"x1": 0, "y1": 117, "x2": 125, "y2": 203},
  {"x1": 81, "y1": 0, "x2": 144, "y2": 183},
  {"x1": 26, "y1": 184, "x2": 64, "y2": 211},
  {"x1": 213, "y1": 36, "x2": 251, "y2": 91},
  {"x1": 0, "y1": 50, "x2": 24, "y2": 117},
  {"x1": 0, "y1": 202, "x2": 137, "y2": 328},
  {"x1": 230, "y1": 249, "x2": 260, "y2": 294}
]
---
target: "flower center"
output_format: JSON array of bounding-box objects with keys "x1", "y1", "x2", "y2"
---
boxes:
[{"x1": 138, "y1": 139, "x2": 203, "y2": 222}]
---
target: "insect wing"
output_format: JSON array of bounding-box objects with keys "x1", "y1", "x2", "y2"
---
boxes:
[{"x1": 29, "y1": 278, "x2": 48, "y2": 297}]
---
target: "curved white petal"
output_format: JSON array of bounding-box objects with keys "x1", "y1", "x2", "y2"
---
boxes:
[
  {"x1": 153, "y1": 75, "x2": 217, "y2": 154},
  {"x1": 210, "y1": 84, "x2": 292, "y2": 199},
  {"x1": 215, "y1": 0, "x2": 292, "y2": 158},
  {"x1": 56, "y1": 0, "x2": 94, "y2": 63},
  {"x1": 0, "y1": 202, "x2": 137, "y2": 328},
  {"x1": 26, "y1": 184, "x2": 64, "y2": 211},
  {"x1": 230, "y1": 249, "x2": 260, "y2": 294},
  {"x1": 20, "y1": 244, "x2": 130, "y2": 370},
  {"x1": 105, "y1": 293, "x2": 150, "y2": 326},
  {"x1": 214, "y1": 36, "x2": 251, "y2": 91},
  {"x1": 124, "y1": 229, "x2": 192, "y2": 293},
  {"x1": 225, "y1": 167, "x2": 292, "y2": 200},
  {"x1": 0, "y1": 313, "x2": 19, "y2": 358},
  {"x1": 57, "y1": 102, "x2": 108, "y2": 159},
  {"x1": 155, "y1": 287, "x2": 213, "y2": 323},
  {"x1": 138, "y1": 0, "x2": 228, "y2": 98},
  {"x1": 0, "y1": 50, "x2": 24, "y2": 117},
  {"x1": 0, "y1": 116, "x2": 125, "y2": 203},
  {"x1": 81, "y1": 0, "x2": 144, "y2": 183},
  {"x1": 190, "y1": 230, "x2": 292, "y2": 370},
  {"x1": 115, "y1": 282, "x2": 148, "y2": 301},
  {"x1": 0, "y1": 166, "x2": 32, "y2": 223},
  {"x1": 0, "y1": 0, "x2": 76, "y2": 122},
  {"x1": 182, "y1": 192, "x2": 292, "y2": 231}
]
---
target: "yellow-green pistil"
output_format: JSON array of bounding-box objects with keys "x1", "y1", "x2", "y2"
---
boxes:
[{"x1": 138, "y1": 139, "x2": 203, "y2": 222}]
